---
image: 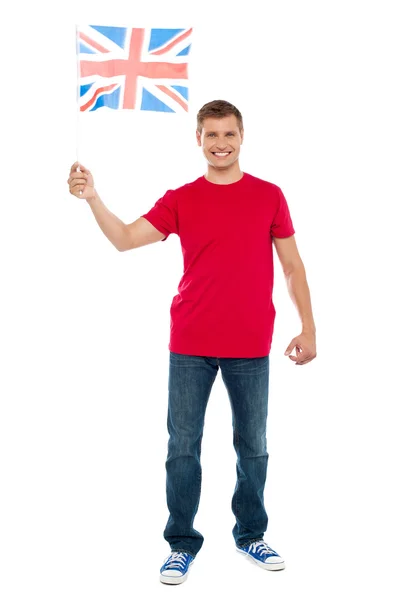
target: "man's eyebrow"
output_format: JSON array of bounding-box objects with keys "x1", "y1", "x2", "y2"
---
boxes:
[{"x1": 205, "y1": 130, "x2": 236, "y2": 134}]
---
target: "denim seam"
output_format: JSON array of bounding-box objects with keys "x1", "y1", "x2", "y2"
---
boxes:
[
  {"x1": 233, "y1": 427, "x2": 239, "y2": 516},
  {"x1": 189, "y1": 436, "x2": 203, "y2": 532}
]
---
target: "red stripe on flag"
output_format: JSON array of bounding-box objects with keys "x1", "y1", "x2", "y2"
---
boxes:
[
  {"x1": 79, "y1": 32, "x2": 110, "y2": 54},
  {"x1": 156, "y1": 85, "x2": 188, "y2": 111},
  {"x1": 80, "y1": 83, "x2": 118, "y2": 111},
  {"x1": 151, "y1": 28, "x2": 192, "y2": 56}
]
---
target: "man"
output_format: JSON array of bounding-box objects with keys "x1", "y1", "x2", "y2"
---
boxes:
[{"x1": 67, "y1": 99, "x2": 317, "y2": 585}]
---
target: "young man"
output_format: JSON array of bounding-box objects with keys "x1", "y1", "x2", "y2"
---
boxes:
[{"x1": 67, "y1": 99, "x2": 317, "y2": 585}]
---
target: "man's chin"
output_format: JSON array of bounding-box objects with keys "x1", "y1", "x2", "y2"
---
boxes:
[{"x1": 207, "y1": 156, "x2": 237, "y2": 169}]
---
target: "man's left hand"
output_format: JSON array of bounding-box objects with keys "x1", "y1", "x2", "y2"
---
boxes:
[{"x1": 284, "y1": 332, "x2": 317, "y2": 366}]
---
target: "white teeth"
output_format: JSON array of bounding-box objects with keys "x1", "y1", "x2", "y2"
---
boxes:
[{"x1": 214, "y1": 152, "x2": 229, "y2": 156}]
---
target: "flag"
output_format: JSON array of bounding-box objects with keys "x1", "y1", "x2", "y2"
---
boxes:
[{"x1": 77, "y1": 25, "x2": 193, "y2": 113}]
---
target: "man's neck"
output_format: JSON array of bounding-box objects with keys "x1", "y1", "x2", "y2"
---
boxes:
[{"x1": 205, "y1": 163, "x2": 243, "y2": 185}]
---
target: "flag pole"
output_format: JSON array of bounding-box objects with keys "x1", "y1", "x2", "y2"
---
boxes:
[{"x1": 75, "y1": 24, "x2": 82, "y2": 190}]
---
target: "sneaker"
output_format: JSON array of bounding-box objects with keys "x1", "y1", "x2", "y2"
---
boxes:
[
  {"x1": 236, "y1": 540, "x2": 285, "y2": 570},
  {"x1": 160, "y1": 551, "x2": 195, "y2": 584}
]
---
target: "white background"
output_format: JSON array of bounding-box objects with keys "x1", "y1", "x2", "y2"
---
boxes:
[{"x1": 1, "y1": 0, "x2": 398, "y2": 598}]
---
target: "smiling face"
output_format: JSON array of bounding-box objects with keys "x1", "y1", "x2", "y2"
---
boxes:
[{"x1": 196, "y1": 115, "x2": 244, "y2": 171}]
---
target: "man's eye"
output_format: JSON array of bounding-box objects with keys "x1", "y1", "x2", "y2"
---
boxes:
[{"x1": 208, "y1": 133, "x2": 215, "y2": 137}]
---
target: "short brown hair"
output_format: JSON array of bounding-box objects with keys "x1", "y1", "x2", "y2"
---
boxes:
[{"x1": 196, "y1": 99, "x2": 243, "y2": 132}]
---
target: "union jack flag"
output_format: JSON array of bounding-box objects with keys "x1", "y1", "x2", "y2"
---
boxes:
[{"x1": 77, "y1": 25, "x2": 193, "y2": 113}]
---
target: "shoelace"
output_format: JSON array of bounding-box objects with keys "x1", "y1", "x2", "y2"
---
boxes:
[
  {"x1": 248, "y1": 541, "x2": 277, "y2": 556},
  {"x1": 163, "y1": 551, "x2": 188, "y2": 570}
]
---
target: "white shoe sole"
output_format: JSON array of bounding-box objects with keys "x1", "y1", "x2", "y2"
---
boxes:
[
  {"x1": 236, "y1": 547, "x2": 286, "y2": 570},
  {"x1": 160, "y1": 561, "x2": 194, "y2": 584}
]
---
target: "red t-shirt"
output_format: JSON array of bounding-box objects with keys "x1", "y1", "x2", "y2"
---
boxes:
[{"x1": 141, "y1": 172, "x2": 295, "y2": 358}]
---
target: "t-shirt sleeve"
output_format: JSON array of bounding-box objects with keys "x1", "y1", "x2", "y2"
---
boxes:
[
  {"x1": 270, "y1": 187, "x2": 295, "y2": 238},
  {"x1": 140, "y1": 189, "x2": 179, "y2": 242}
]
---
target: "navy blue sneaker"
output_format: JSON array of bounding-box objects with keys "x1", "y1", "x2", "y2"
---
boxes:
[
  {"x1": 236, "y1": 540, "x2": 285, "y2": 570},
  {"x1": 160, "y1": 551, "x2": 195, "y2": 584}
]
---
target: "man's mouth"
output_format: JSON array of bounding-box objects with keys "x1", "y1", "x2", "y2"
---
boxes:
[{"x1": 212, "y1": 152, "x2": 232, "y2": 158}]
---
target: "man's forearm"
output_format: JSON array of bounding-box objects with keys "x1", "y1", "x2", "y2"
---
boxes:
[
  {"x1": 285, "y1": 265, "x2": 316, "y2": 334},
  {"x1": 86, "y1": 190, "x2": 128, "y2": 251}
]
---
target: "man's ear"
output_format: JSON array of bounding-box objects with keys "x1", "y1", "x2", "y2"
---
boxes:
[
  {"x1": 240, "y1": 129, "x2": 244, "y2": 144},
  {"x1": 196, "y1": 129, "x2": 201, "y2": 146}
]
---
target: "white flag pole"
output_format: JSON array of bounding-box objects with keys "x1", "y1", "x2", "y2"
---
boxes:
[{"x1": 75, "y1": 24, "x2": 82, "y2": 192}]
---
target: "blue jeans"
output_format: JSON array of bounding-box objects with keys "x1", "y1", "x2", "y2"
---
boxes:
[{"x1": 163, "y1": 352, "x2": 270, "y2": 558}]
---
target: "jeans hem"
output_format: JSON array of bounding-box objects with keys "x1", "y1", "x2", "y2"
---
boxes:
[
  {"x1": 170, "y1": 548, "x2": 197, "y2": 559},
  {"x1": 236, "y1": 537, "x2": 264, "y2": 549}
]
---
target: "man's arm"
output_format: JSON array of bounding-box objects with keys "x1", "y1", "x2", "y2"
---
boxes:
[
  {"x1": 123, "y1": 217, "x2": 166, "y2": 250},
  {"x1": 273, "y1": 235, "x2": 316, "y2": 334},
  {"x1": 85, "y1": 191, "x2": 166, "y2": 251},
  {"x1": 85, "y1": 190, "x2": 129, "y2": 251},
  {"x1": 68, "y1": 163, "x2": 166, "y2": 251}
]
